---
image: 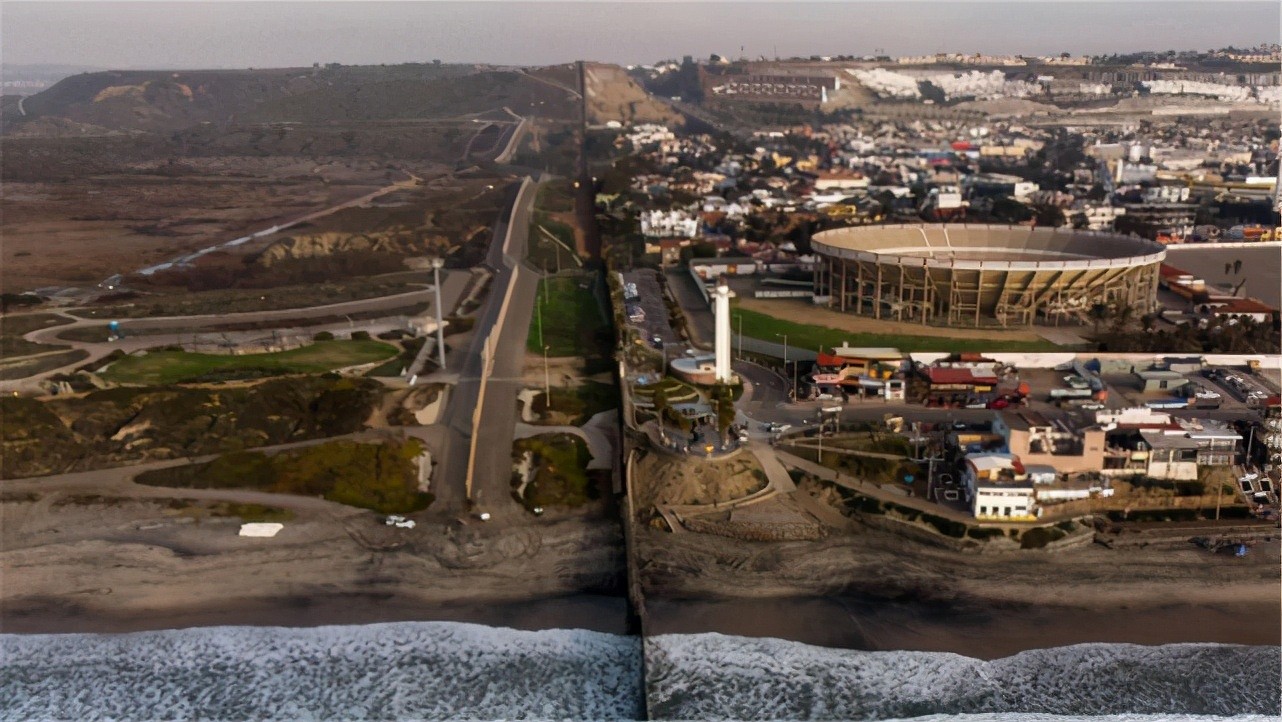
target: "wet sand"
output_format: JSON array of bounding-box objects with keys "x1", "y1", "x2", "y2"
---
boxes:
[
  {"x1": 1, "y1": 593, "x2": 633, "y2": 636},
  {"x1": 646, "y1": 597, "x2": 1281, "y2": 660}
]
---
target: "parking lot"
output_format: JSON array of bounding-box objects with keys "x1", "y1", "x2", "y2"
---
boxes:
[{"x1": 623, "y1": 269, "x2": 684, "y2": 352}]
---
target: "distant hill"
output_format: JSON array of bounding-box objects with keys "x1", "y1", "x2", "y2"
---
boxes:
[{"x1": 6, "y1": 64, "x2": 581, "y2": 132}]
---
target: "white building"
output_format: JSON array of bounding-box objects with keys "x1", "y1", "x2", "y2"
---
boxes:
[
  {"x1": 640, "y1": 209, "x2": 700, "y2": 238},
  {"x1": 962, "y1": 453, "x2": 1037, "y2": 521}
]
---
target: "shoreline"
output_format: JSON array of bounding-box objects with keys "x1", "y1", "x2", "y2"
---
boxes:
[
  {"x1": 0, "y1": 592, "x2": 633, "y2": 637},
  {"x1": 645, "y1": 596, "x2": 1281, "y2": 660},
  {"x1": 6, "y1": 588, "x2": 1277, "y2": 663}
]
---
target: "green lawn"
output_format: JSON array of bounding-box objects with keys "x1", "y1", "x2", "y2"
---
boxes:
[
  {"x1": 732, "y1": 307, "x2": 1061, "y2": 354},
  {"x1": 527, "y1": 275, "x2": 609, "y2": 357},
  {"x1": 102, "y1": 340, "x2": 398, "y2": 385}
]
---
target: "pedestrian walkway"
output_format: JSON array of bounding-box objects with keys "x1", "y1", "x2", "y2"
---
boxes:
[
  {"x1": 750, "y1": 442, "x2": 797, "y2": 493},
  {"x1": 774, "y1": 449, "x2": 973, "y2": 524}
]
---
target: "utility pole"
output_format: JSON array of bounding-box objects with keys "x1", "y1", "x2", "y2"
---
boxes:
[
  {"x1": 543, "y1": 344, "x2": 551, "y2": 408},
  {"x1": 536, "y1": 282, "x2": 544, "y2": 349},
  {"x1": 430, "y1": 258, "x2": 446, "y2": 371}
]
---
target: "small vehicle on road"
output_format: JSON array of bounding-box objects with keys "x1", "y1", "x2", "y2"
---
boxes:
[{"x1": 384, "y1": 515, "x2": 416, "y2": 529}]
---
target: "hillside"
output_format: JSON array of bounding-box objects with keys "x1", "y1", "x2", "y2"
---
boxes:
[
  {"x1": 584, "y1": 63, "x2": 682, "y2": 126},
  {"x1": 5, "y1": 64, "x2": 575, "y2": 133}
]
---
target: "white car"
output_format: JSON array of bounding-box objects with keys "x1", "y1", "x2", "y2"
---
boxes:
[
  {"x1": 1194, "y1": 390, "x2": 1221, "y2": 400},
  {"x1": 384, "y1": 515, "x2": 416, "y2": 529}
]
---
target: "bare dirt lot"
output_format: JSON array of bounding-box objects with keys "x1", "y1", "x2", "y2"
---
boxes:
[{"x1": 2, "y1": 159, "x2": 392, "y2": 292}]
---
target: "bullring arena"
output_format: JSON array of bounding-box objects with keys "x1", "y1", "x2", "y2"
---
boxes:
[{"x1": 811, "y1": 224, "x2": 1167, "y2": 328}]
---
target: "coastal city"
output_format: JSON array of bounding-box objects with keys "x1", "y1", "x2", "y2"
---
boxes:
[{"x1": 1, "y1": 6, "x2": 1279, "y2": 719}]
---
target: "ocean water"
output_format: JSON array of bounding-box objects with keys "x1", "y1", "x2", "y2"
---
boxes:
[
  {"x1": 1, "y1": 622, "x2": 643, "y2": 721},
  {"x1": 646, "y1": 634, "x2": 1282, "y2": 720},
  {"x1": 4, "y1": 624, "x2": 1278, "y2": 721}
]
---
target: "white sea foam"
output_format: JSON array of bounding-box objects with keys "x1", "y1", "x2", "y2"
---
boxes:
[
  {"x1": 646, "y1": 634, "x2": 1281, "y2": 720},
  {"x1": 1, "y1": 622, "x2": 643, "y2": 721}
]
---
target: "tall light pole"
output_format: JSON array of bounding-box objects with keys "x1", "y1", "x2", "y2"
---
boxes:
[
  {"x1": 543, "y1": 344, "x2": 551, "y2": 407},
  {"x1": 430, "y1": 258, "x2": 446, "y2": 371},
  {"x1": 536, "y1": 280, "x2": 544, "y2": 349}
]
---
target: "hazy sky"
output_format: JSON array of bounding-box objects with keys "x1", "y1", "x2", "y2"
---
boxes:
[{"x1": 3, "y1": 1, "x2": 1280, "y2": 70}]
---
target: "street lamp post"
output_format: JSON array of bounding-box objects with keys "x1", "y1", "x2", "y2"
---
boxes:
[
  {"x1": 536, "y1": 280, "x2": 545, "y2": 349},
  {"x1": 430, "y1": 258, "x2": 446, "y2": 371},
  {"x1": 543, "y1": 344, "x2": 551, "y2": 407}
]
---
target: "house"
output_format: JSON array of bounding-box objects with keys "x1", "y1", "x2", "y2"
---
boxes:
[
  {"x1": 1099, "y1": 409, "x2": 1241, "y2": 480},
  {"x1": 962, "y1": 453, "x2": 1037, "y2": 521},
  {"x1": 991, "y1": 410, "x2": 1106, "y2": 474},
  {"x1": 1209, "y1": 298, "x2": 1277, "y2": 324},
  {"x1": 919, "y1": 365, "x2": 999, "y2": 405}
]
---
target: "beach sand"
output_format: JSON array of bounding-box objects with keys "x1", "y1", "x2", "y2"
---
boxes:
[
  {"x1": 646, "y1": 597, "x2": 1280, "y2": 660},
  {"x1": 0, "y1": 494, "x2": 630, "y2": 635}
]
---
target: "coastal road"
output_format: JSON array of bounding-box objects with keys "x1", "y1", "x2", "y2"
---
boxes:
[{"x1": 434, "y1": 178, "x2": 539, "y2": 517}]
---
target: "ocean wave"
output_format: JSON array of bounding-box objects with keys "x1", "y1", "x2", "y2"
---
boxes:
[
  {"x1": 1, "y1": 622, "x2": 643, "y2": 721},
  {"x1": 645, "y1": 634, "x2": 1281, "y2": 720}
]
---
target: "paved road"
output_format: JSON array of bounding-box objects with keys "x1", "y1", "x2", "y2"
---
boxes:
[{"x1": 434, "y1": 178, "x2": 539, "y2": 517}]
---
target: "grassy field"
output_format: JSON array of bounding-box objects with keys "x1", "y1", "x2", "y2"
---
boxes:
[
  {"x1": 527, "y1": 275, "x2": 610, "y2": 357},
  {"x1": 528, "y1": 217, "x2": 579, "y2": 273},
  {"x1": 1, "y1": 376, "x2": 380, "y2": 479},
  {"x1": 136, "y1": 440, "x2": 431, "y2": 515},
  {"x1": 733, "y1": 307, "x2": 1060, "y2": 354},
  {"x1": 102, "y1": 340, "x2": 397, "y2": 385},
  {"x1": 71, "y1": 272, "x2": 433, "y2": 320}
]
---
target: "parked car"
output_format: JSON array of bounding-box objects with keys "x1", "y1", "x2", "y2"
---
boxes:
[{"x1": 986, "y1": 398, "x2": 1011, "y2": 410}]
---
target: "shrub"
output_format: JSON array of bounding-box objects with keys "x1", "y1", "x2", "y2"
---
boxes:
[
  {"x1": 314, "y1": 331, "x2": 335, "y2": 341},
  {"x1": 350, "y1": 330, "x2": 371, "y2": 341},
  {"x1": 1019, "y1": 526, "x2": 1066, "y2": 549},
  {"x1": 848, "y1": 495, "x2": 884, "y2": 515},
  {"x1": 967, "y1": 527, "x2": 1004, "y2": 540},
  {"x1": 922, "y1": 513, "x2": 967, "y2": 538}
]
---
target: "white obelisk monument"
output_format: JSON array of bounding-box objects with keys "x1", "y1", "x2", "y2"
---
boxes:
[{"x1": 713, "y1": 280, "x2": 733, "y2": 383}]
